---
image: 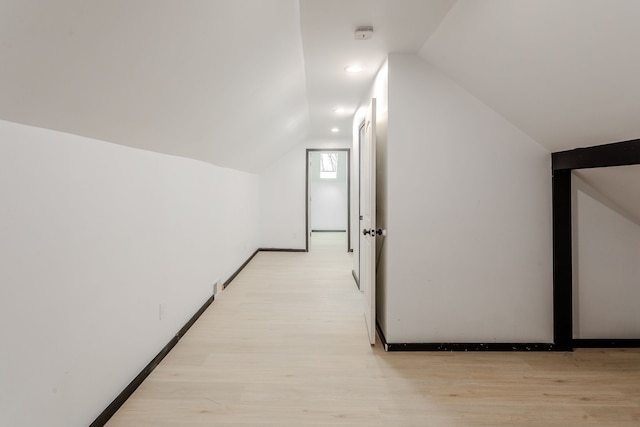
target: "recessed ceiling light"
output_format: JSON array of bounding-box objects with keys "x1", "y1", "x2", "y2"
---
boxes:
[
  {"x1": 334, "y1": 107, "x2": 355, "y2": 115},
  {"x1": 345, "y1": 65, "x2": 363, "y2": 73},
  {"x1": 331, "y1": 127, "x2": 340, "y2": 133}
]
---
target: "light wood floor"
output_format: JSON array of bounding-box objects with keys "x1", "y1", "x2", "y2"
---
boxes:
[{"x1": 107, "y1": 233, "x2": 640, "y2": 426}]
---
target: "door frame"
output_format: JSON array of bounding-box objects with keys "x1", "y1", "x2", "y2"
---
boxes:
[
  {"x1": 552, "y1": 138, "x2": 640, "y2": 350},
  {"x1": 356, "y1": 120, "x2": 366, "y2": 289},
  {"x1": 305, "y1": 148, "x2": 351, "y2": 252},
  {"x1": 360, "y1": 98, "x2": 377, "y2": 345}
]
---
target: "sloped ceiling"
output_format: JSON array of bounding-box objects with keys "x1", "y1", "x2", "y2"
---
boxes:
[
  {"x1": 419, "y1": 0, "x2": 640, "y2": 221},
  {"x1": 3, "y1": 0, "x2": 640, "y2": 176},
  {"x1": 299, "y1": 0, "x2": 455, "y2": 139},
  {"x1": 576, "y1": 166, "x2": 640, "y2": 225},
  {"x1": 0, "y1": 0, "x2": 309, "y2": 172},
  {"x1": 420, "y1": 0, "x2": 640, "y2": 153}
]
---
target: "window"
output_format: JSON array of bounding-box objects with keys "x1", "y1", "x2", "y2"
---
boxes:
[{"x1": 319, "y1": 153, "x2": 338, "y2": 179}]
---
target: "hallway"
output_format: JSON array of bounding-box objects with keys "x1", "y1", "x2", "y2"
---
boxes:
[{"x1": 107, "y1": 233, "x2": 640, "y2": 426}]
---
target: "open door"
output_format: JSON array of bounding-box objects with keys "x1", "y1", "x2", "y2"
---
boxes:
[{"x1": 360, "y1": 99, "x2": 376, "y2": 345}]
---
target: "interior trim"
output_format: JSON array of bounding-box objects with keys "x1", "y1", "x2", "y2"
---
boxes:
[
  {"x1": 305, "y1": 148, "x2": 352, "y2": 253},
  {"x1": 258, "y1": 248, "x2": 306, "y2": 252},
  {"x1": 224, "y1": 248, "x2": 306, "y2": 291},
  {"x1": 552, "y1": 138, "x2": 640, "y2": 350},
  {"x1": 552, "y1": 138, "x2": 640, "y2": 171},
  {"x1": 311, "y1": 229, "x2": 346, "y2": 232},
  {"x1": 383, "y1": 342, "x2": 559, "y2": 352},
  {"x1": 89, "y1": 295, "x2": 215, "y2": 427},
  {"x1": 376, "y1": 321, "x2": 389, "y2": 351},
  {"x1": 351, "y1": 269, "x2": 360, "y2": 289},
  {"x1": 572, "y1": 339, "x2": 640, "y2": 348},
  {"x1": 223, "y1": 250, "x2": 259, "y2": 289},
  {"x1": 92, "y1": 247, "x2": 308, "y2": 424},
  {"x1": 376, "y1": 322, "x2": 557, "y2": 352},
  {"x1": 552, "y1": 168, "x2": 573, "y2": 350}
]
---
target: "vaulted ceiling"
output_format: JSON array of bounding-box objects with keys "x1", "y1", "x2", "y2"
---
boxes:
[
  {"x1": 300, "y1": 0, "x2": 455, "y2": 139},
  {"x1": 0, "y1": 0, "x2": 309, "y2": 172},
  {"x1": 420, "y1": 0, "x2": 640, "y2": 153},
  {"x1": 2, "y1": 1, "x2": 640, "y2": 175}
]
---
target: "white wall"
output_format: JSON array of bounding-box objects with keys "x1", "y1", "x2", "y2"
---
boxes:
[
  {"x1": 310, "y1": 151, "x2": 348, "y2": 231},
  {"x1": 573, "y1": 177, "x2": 640, "y2": 338},
  {"x1": 378, "y1": 54, "x2": 553, "y2": 343},
  {"x1": 260, "y1": 139, "x2": 351, "y2": 250},
  {"x1": 0, "y1": 120, "x2": 259, "y2": 427}
]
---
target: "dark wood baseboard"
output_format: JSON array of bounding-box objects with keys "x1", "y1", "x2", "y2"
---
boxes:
[
  {"x1": 573, "y1": 339, "x2": 640, "y2": 348},
  {"x1": 92, "y1": 247, "x2": 267, "y2": 425},
  {"x1": 377, "y1": 322, "x2": 559, "y2": 352},
  {"x1": 351, "y1": 270, "x2": 359, "y2": 289},
  {"x1": 259, "y1": 248, "x2": 307, "y2": 252},
  {"x1": 90, "y1": 295, "x2": 215, "y2": 427},
  {"x1": 223, "y1": 250, "x2": 259, "y2": 289},
  {"x1": 220, "y1": 248, "x2": 309, "y2": 292},
  {"x1": 224, "y1": 248, "x2": 307, "y2": 290},
  {"x1": 384, "y1": 342, "x2": 560, "y2": 352}
]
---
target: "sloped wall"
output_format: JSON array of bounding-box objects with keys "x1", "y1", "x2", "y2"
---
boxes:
[
  {"x1": 0, "y1": 120, "x2": 259, "y2": 427},
  {"x1": 573, "y1": 176, "x2": 640, "y2": 338}
]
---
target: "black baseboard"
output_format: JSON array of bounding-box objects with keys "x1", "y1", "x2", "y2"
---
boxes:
[
  {"x1": 573, "y1": 339, "x2": 640, "y2": 348},
  {"x1": 259, "y1": 248, "x2": 307, "y2": 252},
  {"x1": 351, "y1": 270, "x2": 359, "y2": 289},
  {"x1": 377, "y1": 322, "x2": 559, "y2": 352},
  {"x1": 311, "y1": 229, "x2": 346, "y2": 232},
  {"x1": 223, "y1": 250, "x2": 259, "y2": 289},
  {"x1": 223, "y1": 248, "x2": 308, "y2": 291},
  {"x1": 384, "y1": 342, "x2": 559, "y2": 352},
  {"x1": 90, "y1": 295, "x2": 215, "y2": 427}
]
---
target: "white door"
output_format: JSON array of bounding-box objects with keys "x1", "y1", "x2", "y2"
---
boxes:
[{"x1": 360, "y1": 99, "x2": 376, "y2": 345}]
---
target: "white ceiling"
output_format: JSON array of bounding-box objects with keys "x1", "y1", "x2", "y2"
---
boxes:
[
  {"x1": 0, "y1": 0, "x2": 454, "y2": 172},
  {"x1": 575, "y1": 166, "x2": 640, "y2": 225},
  {"x1": 0, "y1": 0, "x2": 309, "y2": 172},
  {"x1": 420, "y1": 0, "x2": 640, "y2": 153},
  {"x1": 2, "y1": 0, "x2": 640, "y2": 177},
  {"x1": 299, "y1": 0, "x2": 455, "y2": 139}
]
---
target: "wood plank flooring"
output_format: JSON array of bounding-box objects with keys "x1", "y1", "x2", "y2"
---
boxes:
[{"x1": 107, "y1": 233, "x2": 640, "y2": 426}]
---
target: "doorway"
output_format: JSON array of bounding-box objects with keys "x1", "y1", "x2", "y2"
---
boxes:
[{"x1": 305, "y1": 149, "x2": 351, "y2": 253}]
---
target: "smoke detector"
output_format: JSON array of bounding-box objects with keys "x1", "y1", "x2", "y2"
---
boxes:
[{"x1": 354, "y1": 26, "x2": 373, "y2": 40}]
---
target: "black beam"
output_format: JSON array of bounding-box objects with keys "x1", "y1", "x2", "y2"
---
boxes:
[
  {"x1": 552, "y1": 169, "x2": 573, "y2": 350},
  {"x1": 552, "y1": 138, "x2": 640, "y2": 171}
]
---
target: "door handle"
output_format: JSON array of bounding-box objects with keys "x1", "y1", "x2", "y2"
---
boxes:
[{"x1": 363, "y1": 228, "x2": 386, "y2": 236}]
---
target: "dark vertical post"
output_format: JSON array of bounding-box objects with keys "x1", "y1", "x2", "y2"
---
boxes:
[
  {"x1": 552, "y1": 168, "x2": 573, "y2": 350},
  {"x1": 347, "y1": 149, "x2": 351, "y2": 253},
  {"x1": 305, "y1": 149, "x2": 310, "y2": 252}
]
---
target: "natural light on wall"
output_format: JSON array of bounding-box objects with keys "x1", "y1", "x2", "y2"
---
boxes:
[{"x1": 320, "y1": 153, "x2": 338, "y2": 179}]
